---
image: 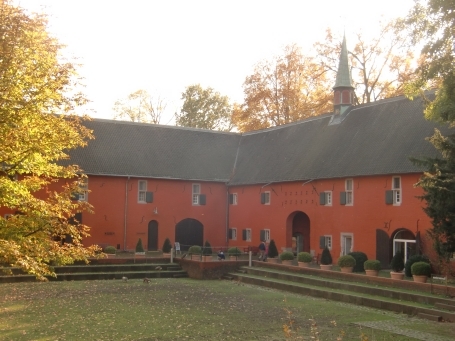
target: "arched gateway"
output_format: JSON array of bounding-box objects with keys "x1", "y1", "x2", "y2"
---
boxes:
[
  {"x1": 287, "y1": 211, "x2": 310, "y2": 254},
  {"x1": 175, "y1": 218, "x2": 203, "y2": 251}
]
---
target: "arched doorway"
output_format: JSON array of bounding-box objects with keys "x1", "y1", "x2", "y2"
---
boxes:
[
  {"x1": 147, "y1": 220, "x2": 158, "y2": 251},
  {"x1": 392, "y1": 228, "x2": 416, "y2": 262},
  {"x1": 288, "y1": 211, "x2": 310, "y2": 254},
  {"x1": 175, "y1": 218, "x2": 203, "y2": 251}
]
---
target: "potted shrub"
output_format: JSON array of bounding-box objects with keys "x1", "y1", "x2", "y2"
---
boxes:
[
  {"x1": 404, "y1": 254, "x2": 430, "y2": 278},
  {"x1": 337, "y1": 255, "x2": 356, "y2": 273},
  {"x1": 364, "y1": 259, "x2": 381, "y2": 276},
  {"x1": 104, "y1": 245, "x2": 116, "y2": 257},
  {"x1": 390, "y1": 252, "x2": 405, "y2": 280},
  {"x1": 135, "y1": 238, "x2": 145, "y2": 256},
  {"x1": 411, "y1": 261, "x2": 431, "y2": 283},
  {"x1": 188, "y1": 245, "x2": 202, "y2": 260},
  {"x1": 297, "y1": 252, "x2": 312, "y2": 268},
  {"x1": 348, "y1": 251, "x2": 368, "y2": 273},
  {"x1": 202, "y1": 240, "x2": 213, "y2": 261},
  {"x1": 279, "y1": 251, "x2": 295, "y2": 266},
  {"x1": 320, "y1": 247, "x2": 333, "y2": 270},
  {"x1": 162, "y1": 238, "x2": 172, "y2": 257},
  {"x1": 227, "y1": 247, "x2": 241, "y2": 260},
  {"x1": 267, "y1": 239, "x2": 279, "y2": 263}
]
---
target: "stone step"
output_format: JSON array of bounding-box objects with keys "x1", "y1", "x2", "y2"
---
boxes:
[
  {"x1": 418, "y1": 312, "x2": 443, "y2": 322},
  {"x1": 435, "y1": 302, "x2": 455, "y2": 311}
]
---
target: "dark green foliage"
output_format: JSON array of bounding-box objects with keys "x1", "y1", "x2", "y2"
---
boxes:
[
  {"x1": 364, "y1": 260, "x2": 381, "y2": 271},
  {"x1": 135, "y1": 238, "x2": 144, "y2": 253},
  {"x1": 320, "y1": 247, "x2": 332, "y2": 265},
  {"x1": 227, "y1": 247, "x2": 241, "y2": 256},
  {"x1": 348, "y1": 252, "x2": 368, "y2": 272},
  {"x1": 188, "y1": 245, "x2": 202, "y2": 255},
  {"x1": 162, "y1": 238, "x2": 172, "y2": 253},
  {"x1": 411, "y1": 261, "x2": 432, "y2": 276},
  {"x1": 405, "y1": 254, "x2": 430, "y2": 277},
  {"x1": 297, "y1": 252, "x2": 312, "y2": 263},
  {"x1": 202, "y1": 241, "x2": 213, "y2": 255},
  {"x1": 267, "y1": 239, "x2": 278, "y2": 258},
  {"x1": 104, "y1": 246, "x2": 116, "y2": 254},
  {"x1": 337, "y1": 255, "x2": 356, "y2": 268},
  {"x1": 390, "y1": 252, "x2": 405, "y2": 272},
  {"x1": 279, "y1": 251, "x2": 294, "y2": 261}
]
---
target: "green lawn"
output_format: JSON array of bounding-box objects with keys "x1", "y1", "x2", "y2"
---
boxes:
[{"x1": 0, "y1": 278, "x2": 454, "y2": 340}]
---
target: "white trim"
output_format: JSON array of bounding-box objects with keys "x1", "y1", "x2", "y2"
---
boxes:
[
  {"x1": 245, "y1": 228, "x2": 251, "y2": 242},
  {"x1": 263, "y1": 191, "x2": 271, "y2": 205},
  {"x1": 192, "y1": 183, "x2": 200, "y2": 205},
  {"x1": 263, "y1": 229, "x2": 271, "y2": 242},
  {"x1": 324, "y1": 235, "x2": 332, "y2": 250},
  {"x1": 392, "y1": 176, "x2": 401, "y2": 205},
  {"x1": 232, "y1": 193, "x2": 238, "y2": 205},
  {"x1": 340, "y1": 233, "x2": 353, "y2": 256},
  {"x1": 230, "y1": 227, "x2": 237, "y2": 241},
  {"x1": 138, "y1": 180, "x2": 147, "y2": 203},
  {"x1": 78, "y1": 178, "x2": 88, "y2": 202},
  {"x1": 324, "y1": 191, "x2": 332, "y2": 206},
  {"x1": 345, "y1": 179, "x2": 353, "y2": 205}
]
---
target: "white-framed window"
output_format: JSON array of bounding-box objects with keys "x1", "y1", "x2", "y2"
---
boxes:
[
  {"x1": 78, "y1": 178, "x2": 88, "y2": 202},
  {"x1": 263, "y1": 229, "x2": 271, "y2": 242},
  {"x1": 231, "y1": 193, "x2": 238, "y2": 205},
  {"x1": 192, "y1": 183, "x2": 201, "y2": 205},
  {"x1": 245, "y1": 228, "x2": 251, "y2": 242},
  {"x1": 230, "y1": 228, "x2": 237, "y2": 241},
  {"x1": 261, "y1": 191, "x2": 270, "y2": 205},
  {"x1": 138, "y1": 180, "x2": 147, "y2": 203},
  {"x1": 321, "y1": 191, "x2": 332, "y2": 206},
  {"x1": 392, "y1": 176, "x2": 401, "y2": 205},
  {"x1": 322, "y1": 235, "x2": 332, "y2": 250},
  {"x1": 340, "y1": 233, "x2": 353, "y2": 256},
  {"x1": 3, "y1": 214, "x2": 12, "y2": 219},
  {"x1": 345, "y1": 179, "x2": 353, "y2": 205}
]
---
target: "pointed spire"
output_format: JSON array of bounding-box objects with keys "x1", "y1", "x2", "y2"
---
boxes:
[{"x1": 334, "y1": 34, "x2": 353, "y2": 89}]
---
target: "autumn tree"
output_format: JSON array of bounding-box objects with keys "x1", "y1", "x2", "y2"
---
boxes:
[
  {"x1": 404, "y1": 0, "x2": 455, "y2": 266},
  {"x1": 0, "y1": 0, "x2": 99, "y2": 279},
  {"x1": 232, "y1": 44, "x2": 332, "y2": 132},
  {"x1": 314, "y1": 22, "x2": 417, "y2": 105},
  {"x1": 113, "y1": 89, "x2": 166, "y2": 124},
  {"x1": 175, "y1": 84, "x2": 233, "y2": 131}
]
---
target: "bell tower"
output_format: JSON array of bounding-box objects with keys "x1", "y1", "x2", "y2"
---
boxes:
[{"x1": 333, "y1": 35, "x2": 354, "y2": 117}]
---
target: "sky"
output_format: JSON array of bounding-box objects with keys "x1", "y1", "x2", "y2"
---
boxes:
[{"x1": 15, "y1": 0, "x2": 416, "y2": 125}]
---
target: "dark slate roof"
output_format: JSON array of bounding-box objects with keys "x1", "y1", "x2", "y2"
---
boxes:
[
  {"x1": 67, "y1": 119, "x2": 241, "y2": 182},
  {"x1": 228, "y1": 95, "x2": 452, "y2": 185}
]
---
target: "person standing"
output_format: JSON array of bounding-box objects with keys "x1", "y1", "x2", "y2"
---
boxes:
[{"x1": 258, "y1": 240, "x2": 266, "y2": 260}]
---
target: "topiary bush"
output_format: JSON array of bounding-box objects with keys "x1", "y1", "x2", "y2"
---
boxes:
[
  {"x1": 297, "y1": 252, "x2": 312, "y2": 263},
  {"x1": 337, "y1": 255, "x2": 356, "y2": 268},
  {"x1": 364, "y1": 259, "x2": 381, "y2": 271},
  {"x1": 202, "y1": 240, "x2": 213, "y2": 255},
  {"x1": 390, "y1": 251, "x2": 405, "y2": 272},
  {"x1": 104, "y1": 245, "x2": 116, "y2": 254},
  {"x1": 267, "y1": 239, "x2": 279, "y2": 258},
  {"x1": 320, "y1": 247, "x2": 332, "y2": 265},
  {"x1": 405, "y1": 254, "x2": 430, "y2": 277},
  {"x1": 188, "y1": 245, "x2": 202, "y2": 255},
  {"x1": 411, "y1": 261, "x2": 431, "y2": 277},
  {"x1": 162, "y1": 238, "x2": 172, "y2": 253},
  {"x1": 348, "y1": 251, "x2": 368, "y2": 272},
  {"x1": 227, "y1": 247, "x2": 241, "y2": 256},
  {"x1": 135, "y1": 238, "x2": 145, "y2": 253},
  {"x1": 279, "y1": 251, "x2": 294, "y2": 261}
]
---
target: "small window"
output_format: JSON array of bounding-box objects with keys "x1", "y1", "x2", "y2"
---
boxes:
[
  {"x1": 138, "y1": 180, "x2": 147, "y2": 203},
  {"x1": 261, "y1": 229, "x2": 270, "y2": 242},
  {"x1": 261, "y1": 192, "x2": 270, "y2": 205},
  {"x1": 345, "y1": 179, "x2": 353, "y2": 205},
  {"x1": 392, "y1": 176, "x2": 401, "y2": 205},
  {"x1": 229, "y1": 193, "x2": 238, "y2": 205},
  {"x1": 78, "y1": 178, "x2": 88, "y2": 202},
  {"x1": 229, "y1": 228, "x2": 237, "y2": 241},
  {"x1": 243, "y1": 228, "x2": 251, "y2": 242},
  {"x1": 320, "y1": 191, "x2": 332, "y2": 206},
  {"x1": 319, "y1": 235, "x2": 332, "y2": 249},
  {"x1": 4, "y1": 214, "x2": 12, "y2": 219},
  {"x1": 192, "y1": 183, "x2": 201, "y2": 205}
]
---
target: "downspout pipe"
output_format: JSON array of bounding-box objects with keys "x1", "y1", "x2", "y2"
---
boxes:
[{"x1": 124, "y1": 176, "x2": 130, "y2": 251}]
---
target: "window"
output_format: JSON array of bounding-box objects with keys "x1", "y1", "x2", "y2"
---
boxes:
[
  {"x1": 229, "y1": 193, "x2": 238, "y2": 205},
  {"x1": 78, "y1": 178, "x2": 88, "y2": 202},
  {"x1": 138, "y1": 180, "x2": 147, "y2": 203},
  {"x1": 392, "y1": 176, "x2": 401, "y2": 205},
  {"x1": 242, "y1": 228, "x2": 251, "y2": 242},
  {"x1": 260, "y1": 191, "x2": 270, "y2": 205},
  {"x1": 319, "y1": 235, "x2": 332, "y2": 249},
  {"x1": 229, "y1": 228, "x2": 237, "y2": 241},
  {"x1": 260, "y1": 229, "x2": 270, "y2": 242},
  {"x1": 3, "y1": 214, "x2": 12, "y2": 219},
  {"x1": 192, "y1": 184, "x2": 200, "y2": 205},
  {"x1": 319, "y1": 191, "x2": 332, "y2": 206},
  {"x1": 345, "y1": 179, "x2": 353, "y2": 205},
  {"x1": 341, "y1": 233, "x2": 353, "y2": 255}
]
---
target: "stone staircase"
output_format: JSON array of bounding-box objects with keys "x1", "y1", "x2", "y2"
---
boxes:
[
  {"x1": 226, "y1": 264, "x2": 455, "y2": 322},
  {"x1": 0, "y1": 262, "x2": 187, "y2": 283}
]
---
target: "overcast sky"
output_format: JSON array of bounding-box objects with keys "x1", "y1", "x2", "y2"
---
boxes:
[{"x1": 16, "y1": 0, "x2": 415, "y2": 125}]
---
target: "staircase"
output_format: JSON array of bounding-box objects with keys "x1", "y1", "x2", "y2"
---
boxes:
[
  {"x1": 226, "y1": 264, "x2": 455, "y2": 322},
  {"x1": 0, "y1": 262, "x2": 187, "y2": 283}
]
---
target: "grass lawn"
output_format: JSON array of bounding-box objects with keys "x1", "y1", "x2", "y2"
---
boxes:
[{"x1": 1, "y1": 278, "x2": 454, "y2": 341}]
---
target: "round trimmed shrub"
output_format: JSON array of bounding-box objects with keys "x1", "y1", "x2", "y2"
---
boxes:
[
  {"x1": 405, "y1": 254, "x2": 430, "y2": 277},
  {"x1": 364, "y1": 259, "x2": 381, "y2": 271},
  {"x1": 320, "y1": 247, "x2": 332, "y2": 265},
  {"x1": 390, "y1": 252, "x2": 405, "y2": 272},
  {"x1": 227, "y1": 247, "x2": 241, "y2": 256},
  {"x1": 337, "y1": 255, "x2": 356, "y2": 268},
  {"x1": 348, "y1": 252, "x2": 368, "y2": 272},
  {"x1": 411, "y1": 261, "x2": 431, "y2": 277},
  {"x1": 202, "y1": 241, "x2": 213, "y2": 255},
  {"x1": 279, "y1": 251, "x2": 294, "y2": 261},
  {"x1": 188, "y1": 245, "x2": 202, "y2": 255},
  {"x1": 162, "y1": 238, "x2": 172, "y2": 253},
  {"x1": 104, "y1": 245, "x2": 116, "y2": 254},
  {"x1": 267, "y1": 239, "x2": 279, "y2": 258},
  {"x1": 297, "y1": 252, "x2": 312, "y2": 263}
]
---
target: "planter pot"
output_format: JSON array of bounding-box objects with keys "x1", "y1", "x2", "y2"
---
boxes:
[
  {"x1": 413, "y1": 275, "x2": 428, "y2": 283},
  {"x1": 191, "y1": 255, "x2": 201, "y2": 261},
  {"x1": 320, "y1": 264, "x2": 333, "y2": 271},
  {"x1": 365, "y1": 269, "x2": 379, "y2": 277},
  {"x1": 390, "y1": 271, "x2": 404, "y2": 280},
  {"x1": 202, "y1": 255, "x2": 212, "y2": 262},
  {"x1": 340, "y1": 267, "x2": 353, "y2": 273},
  {"x1": 281, "y1": 260, "x2": 293, "y2": 266},
  {"x1": 298, "y1": 262, "x2": 310, "y2": 268},
  {"x1": 106, "y1": 253, "x2": 116, "y2": 258},
  {"x1": 229, "y1": 256, "x2": 238, "y2": 261},
  {"x1": 162, "y1": 253, "x2": 171, "y2": 258},
  {"x1": 267, "y1": 258, "x2": 279, "y2": 263}
]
